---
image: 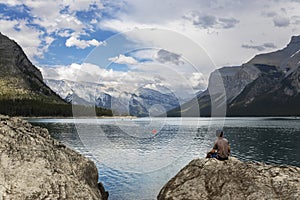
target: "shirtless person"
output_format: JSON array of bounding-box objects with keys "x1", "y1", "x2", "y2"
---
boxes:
[{"x1": 207, "y1": 130, "x2": 230, "y2": 160}]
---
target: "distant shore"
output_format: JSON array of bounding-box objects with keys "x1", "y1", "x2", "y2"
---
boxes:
[{"x1": 23, "y1": 115, "x2": 138, "y2": 119}]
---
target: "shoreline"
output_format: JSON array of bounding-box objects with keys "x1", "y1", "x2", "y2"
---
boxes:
[
  {"x1": 22, "y1": 116, "x2": 300, "y2": 120},
  {"x1": 22, "y1": 115, "x2": 138, "y2": 119}
]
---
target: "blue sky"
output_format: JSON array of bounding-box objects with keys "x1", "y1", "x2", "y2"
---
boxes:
[{"x1": 0, "y1": 0, "x2": 300, "y2": 95}]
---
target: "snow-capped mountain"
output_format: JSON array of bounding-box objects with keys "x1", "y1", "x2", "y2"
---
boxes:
[{"x1": 45, "y1": 79, "x2": 182, "y2": 116}]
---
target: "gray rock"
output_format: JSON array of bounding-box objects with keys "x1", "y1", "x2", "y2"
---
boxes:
[
  {"x1": 158, "y1": 157, "x2": 300, "y2": 200},
  {"x1": 0, "y1": 115, "x2": 107, "y2": 200}
]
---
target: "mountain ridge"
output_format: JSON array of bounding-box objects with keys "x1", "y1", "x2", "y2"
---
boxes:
[
  {"x1": 168, "y1": 35, "x2": 300, "y2": 117},
  {"x1": 45, "y1": 78, "x2": 181, "y2": 117}
]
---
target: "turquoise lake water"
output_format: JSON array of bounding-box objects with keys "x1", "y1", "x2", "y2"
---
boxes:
[{"x1": 28, "y1": 117, "x2": 300, "y2": 200}]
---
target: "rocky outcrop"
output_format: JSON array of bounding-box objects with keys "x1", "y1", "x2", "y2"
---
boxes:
[
  {"x1": 158, "y1": 157, "x2": 300, "y2": 200},
  {"x1": 0, "y1": 115, "x2": 108, "y2": 199}
]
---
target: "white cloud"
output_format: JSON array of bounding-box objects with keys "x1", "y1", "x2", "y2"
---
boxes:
[
  {"x1": 183, "y1": 11, "x2": 239, "y2": 29},
  {"x1": 98, "y1": 0, "x2": 300, "y2": 67},
  {"x1": 241, "y1": 42, "x2": 277, "y2": 51},
  {"x1": 273, "y1": 16, "x2": 290, "y2": 27},
  {"x1": 65, "y1": 36, "x2": 105, "y2": 49},
  {"x1": 108, "y1": 54, "x2": 138, "y2": 65},
  {"x1": 90, "y1": 19, "x2": 98, "y2": 24},
  {"x1": 0, "y1": 0, "x2": 105, "y2": 60},
  {"x1": 63, "y1": 0, "x2": 104, "y2": 11},
  {"x1": 154, "y1": 49, "x2": 184, "y2": 65},
  {"x1": 1, "y1": 0, "x2": 300, "y2": 68},
  {"x1": 57, "y1": 29, "x2": 72, "y2": 37},
  {"x1": 0, "y1": 19, "x2": 44, "y2": 60},
  {"x1": 39, "y1": 61, "x2": 204, "y2": 98},
  {"x1": 189, "y1": 72, "x2": 207, "y2": 90}
]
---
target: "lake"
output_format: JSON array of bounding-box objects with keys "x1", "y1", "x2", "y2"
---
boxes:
[{"x1": 27, "y1": 117, "x2": 300, "y2": 200}]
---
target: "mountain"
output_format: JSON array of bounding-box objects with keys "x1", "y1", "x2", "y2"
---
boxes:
[
  {"x1": 0, "y1": 33, "x2": 60, "y2": 100},
  {"x1": 168, "y1": 35, "x2": 300, "y2": 117},
  {"x1": 45, "y1": 79, "x2": 180, "y2": 117},
  {"x1": 0, "y1": 33, "x2": 112, "y2": 116},
  {"x1": 129, "y1": 88, "x2": 180, "y2": 117}
]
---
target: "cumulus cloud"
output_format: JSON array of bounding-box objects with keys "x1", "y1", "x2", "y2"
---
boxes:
[
  {"x1": 39, "y1": 62, "x2": 206, "y2": 99},
  {"x1": 65, "y1": 36, "x2": 105, "y2": 49},
  {"x1": 0, "y1": 19, "x2": 45, "y2": 60},
  {"x1": 183, "y1": 11, "x2": 239, "y2": 29},
  {"x1": 273, "y1": 16, "x2": 290, "y2": 27},
  {"x1": 241, "y1": 42, "x2": 277, "y2": 51},
  {"x1": 189, "y1": 72, "x2": 207, "y2": 90},
  {"x1": 154, "y1": 49, "x2": 184, "y2": 65},
  {"x1": 261, "y1": 11, "x2": 278, "y2": 18},
  {"x1": 291, "y1": 15, "x2": 300, "y2": 25},
  {"x1": 2, "y1": 0, "x2": 299, "y2": 69},
  {"x1": 191, "y1": 14, "x2": 217, "y2": 28},
  {"x1": 218, "y1": 18, "x2": 240, "y2": 29},
  {"x1": 108, "y1": 54, "x2": 138, "y2": 65},
  {"x1": 0, "y1": 0, "x2": 105, "y2": 59}
]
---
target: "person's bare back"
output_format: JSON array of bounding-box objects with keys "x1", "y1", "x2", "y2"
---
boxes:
[
  {"x1": 207, "y1": 130, "x2": 230, "y2": 160},
  {"x1": 213, "y1": 137, "x2": 230, "y2": 159}
]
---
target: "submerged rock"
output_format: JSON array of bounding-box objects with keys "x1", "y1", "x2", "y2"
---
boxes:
[
  {"x1": 158, "y1": 157, "x2": 300, "y2": 200},
  {"x1": 0, "y1": 115, "x2": 108, "y2": 199}
]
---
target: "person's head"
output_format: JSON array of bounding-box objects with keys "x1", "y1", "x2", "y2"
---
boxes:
[{"x1": 216, "y1": 129, "x2": 224, "y2": 138}]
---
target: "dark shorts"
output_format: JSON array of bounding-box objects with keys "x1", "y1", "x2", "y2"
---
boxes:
[
  {"x1": 206, "y1": 152, "x2": 228, "y2": 161},
  {"x1": 216, "y1": 156, "x2": 228, "y2": 161}
]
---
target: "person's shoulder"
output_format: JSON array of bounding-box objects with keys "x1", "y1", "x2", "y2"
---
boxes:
[{"x1": 223, "y1": 138, "x2": 229, "y2": 143}]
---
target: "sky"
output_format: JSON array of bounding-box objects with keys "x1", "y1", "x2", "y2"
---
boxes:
[{"x1": 0, "y1": 0, "x2": 300, "y2": 96}]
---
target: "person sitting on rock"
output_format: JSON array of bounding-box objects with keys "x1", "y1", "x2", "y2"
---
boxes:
[{"x1": 206, "y1": 130, "x2": 230, "y2": 160}]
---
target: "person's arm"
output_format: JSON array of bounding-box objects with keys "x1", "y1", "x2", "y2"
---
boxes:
[
  {"x1": 209, "y1": 148, "x2": 216, "y2": 153},
  {"x1": 210, "y1": 142, "x2": 218, "y2": 153},
  {"x1": 228, "y1": 144, "x2": 231, "y2": 156}
]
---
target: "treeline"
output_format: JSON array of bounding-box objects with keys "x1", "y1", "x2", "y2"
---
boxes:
[{"x1": 0, "y1": 99, "x2": 113, "y2": 117}]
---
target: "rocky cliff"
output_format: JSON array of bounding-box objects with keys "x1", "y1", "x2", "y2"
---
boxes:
[
  {"x1": 158, "y1": 157, "x2": 300, "y2": 200},
  {"x1": 0, "y1": 32, "x2": 63, "y2": 102},
  {"x1": 227, "y1": 35, "x2": 300, "y2": 116},
  {"x1": 168, "y1": 35, "x2": 300, "y2": 117},
  {"x1": 0, "y1": 115, "x2": 108, "y2": 199}
]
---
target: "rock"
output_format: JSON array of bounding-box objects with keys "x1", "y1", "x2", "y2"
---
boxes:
[
  {"x1": 0, "y1": 115, "x2": 108, "y2": 199},
  {"x1": 158, "y1": 157, "x2": 300, "y2": 200}
]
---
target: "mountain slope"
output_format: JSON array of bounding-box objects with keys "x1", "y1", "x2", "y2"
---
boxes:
[
  {"x1": 0, "y1": 33, "x2": 62, "y2": 101},
  {"x1": 228, "y1": 66, "x2": 300, "y2": 116},
  {"x1": 227, "y1": 36, "x2": 300, "y2": 116},
  {"x1": 0, "y1": 33, "x2": 112, "y2": 116},
  {"x1": 168, "y1": 35, "x2": 300, "y2": 117}
]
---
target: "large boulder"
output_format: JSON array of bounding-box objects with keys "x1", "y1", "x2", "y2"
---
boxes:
[
  {"x1": 158, "y1": 157, "x2": 300, "y2": 200},
  {"x1": 0, "y1": 115, "x2": 108, "y2": 199}
]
